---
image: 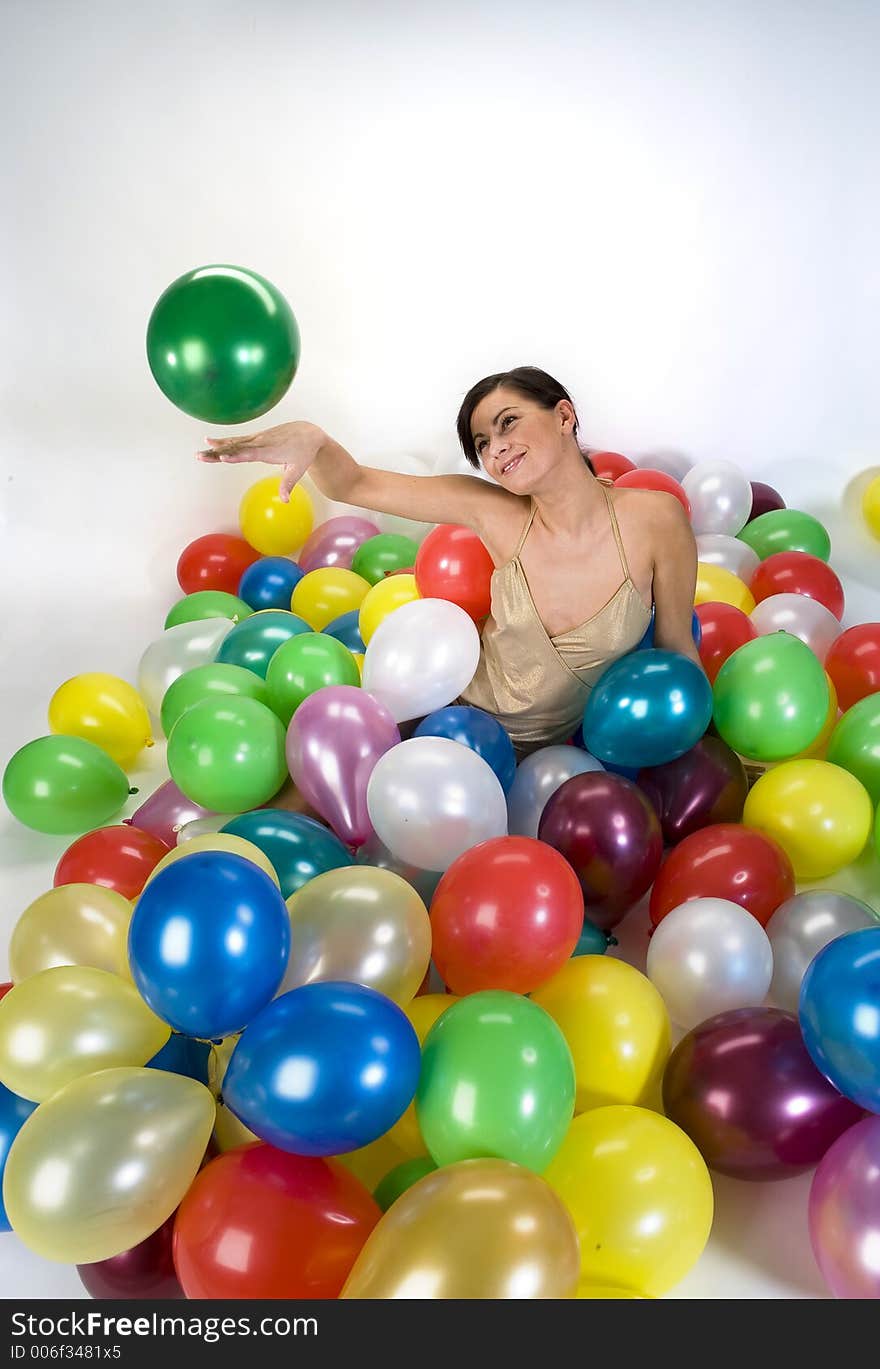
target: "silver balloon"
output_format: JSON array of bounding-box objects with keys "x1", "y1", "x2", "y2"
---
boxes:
[
  {"x1": 356, "y1": 832, "x2": 443, "y2": 904},
  {"x1": 767, "y1": 890, "x2": 880, "y2": 1012},
  {"x1": 646, "y1": 897, "x2": 773, "y2": 1029},
  {"x1": 362, "y1": 599, "x2": 481, "y2": 723},
  {"x1": 682, "y1": 460, "x2": 753, "y2": 536},
  {"x1": 137, "y1": 618, "x2": 235, "y2": 724},
  {"x1": 635, "y1": 450, "x2": 693, "y2": 483},
  {"x1": 750, "y1": 593, "x2": 842, "y2": 663},
  {"x1": 366, "y1": 737, "x2": 508, "y2": 871},
  {"x1": 507, "y1": 745, "x2": 605, "y2": 839},
  {"x1": 176, "y1": 813, "x2": 239, "y2": 843},
  {"x1": 695, "y1": 532, "x2": 760, "y2": 583}
]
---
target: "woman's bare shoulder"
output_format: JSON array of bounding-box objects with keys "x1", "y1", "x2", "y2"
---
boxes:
[{"x1": 475, "y1": 489, "x2": 533, "y2": 566}]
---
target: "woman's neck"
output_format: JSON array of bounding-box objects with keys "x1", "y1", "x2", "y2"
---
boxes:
[{"x1": 529, "y1": 455, "x2": 606, "y2": 540}]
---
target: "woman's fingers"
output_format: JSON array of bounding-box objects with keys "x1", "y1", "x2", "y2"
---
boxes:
[{"x1": 278, "y1": 464, "x2": 302, "y2": 502}]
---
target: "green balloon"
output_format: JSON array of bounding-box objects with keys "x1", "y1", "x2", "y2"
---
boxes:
[
  {"x1": 160, "y1": 663, "x2": 270, "y2": 740},
  {"x1": 827, "y1": 695, "x2": 880, "y2": 806},
  {"x1": 373, "y1": 1157, "x2": 437, "y2": 1213},
  {"x1": 351, "y1": 534, "x2": 419, "y2": 586},
  {"x1": 738, "y1": 509, "x2": 831, "y2": 562},
  {"x1": 165, "y1": 591, "x2": 252, "y2": 631},
  {"x1": 167, "y1": 696, "x2": 288, "y2": 813},
  {"x1": 265, "y1": 633, "x2": 360, "y2": 725},
  {"x1": 713, "y1": 631, "x2": 829, "y2": 761},
  {"x1": 416, "y1": 990, "x2": 575, "y2": 1173},
  {"x1": 2, "y1": 735, "x2": 132, "y2": 835},
  {"x1": 214, "y1": 610, "x2": 312, "y2": 679},
  {"x1": 146, "y1": 264, "x2": 301, "y2": 424}
]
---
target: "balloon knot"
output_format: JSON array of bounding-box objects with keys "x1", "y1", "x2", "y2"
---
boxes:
[
  {"x1": 128, "y1": 787, "x2": 139, "y2": 795},
  {"x1": 607, "y1": 935, "x2": 619, "y2": 947},
  {"x1": 145, "y1": 738, "x2": 155, "y2": 749}
]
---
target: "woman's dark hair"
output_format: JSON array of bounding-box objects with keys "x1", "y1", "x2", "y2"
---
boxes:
[{"x1": 456, "y1": 366, "x2": 595, "y2": 474}]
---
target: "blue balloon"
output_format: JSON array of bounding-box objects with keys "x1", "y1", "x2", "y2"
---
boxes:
[
  {"x1": 238, "y1": 556, "x2": 305, "y2": 611},
  {"x1": 799, "y1": 926, "x2": 880, "y2": 1114},
  {"x1": 635, "y1": 607, "x2": 702, "y2": 652},
  {"x1": 414, "y1": 705, "x2": 516, "y2": 793},
  {"x1": 0, "y1": 1082, "x2": 36, "y2": 1231},
  {"x1": 221, "y1": 809, "x2": 354, "y2": 899},
  {"x1": 129, "y1": 851, "x2": 290, "y2": 1040},
  {"x1": 582, "y1": 648, "x2": 713, "y2": 768},
  {"x1": 223, "y1": 982, "x2": 421, "y2": 1155},
  {"x1": 146, "y1": 1033, "x2": 212, "y2": 1084},
  {"x1": 323, "y1": 610, "x2": 366, "y2": 654}
]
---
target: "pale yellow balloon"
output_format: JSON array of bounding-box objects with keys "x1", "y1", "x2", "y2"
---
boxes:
[
  {"x1": 292, "y1": 567, "x2": 371, "y2": 631},
  {"x1": 239, "y1": 476, "x2": 314, "y2": 556},
  {"x1": 48, "y1": 673, "x2": 153, "y2": 769},
  {"x1": 282, "y1": 866, "x2": 431, "y2": 1004},
  {"x1": 207, "y1": 1035, "x2": 239, "y2": 1096},
  {"x1": 352, "y1": 652, "x2": 364, "y2": 679},
  {"x1": 694, "y1": 562, "x2": 756, "y2": 613},
  {"x1": 143, "y1": 833, "x2": 280, "y2": 888},
  {"x1": 336, "y1": 1130, "x2": 408, "y2": 1191},
  {"x1": 386, "y1": 994, "x2": 459, "y2": 1157},
  {"x1": 10, "y1": 884, "x2": 132, "y2": 982},
  {"x1": 3, "y1": 1067, "x2": 215, "y2": 1263},
  {"x1": 862, "y1": 473, "x2": 880, "y2": 538},
  {"x1": 206, "y1": 1035, "x2": 257, "y2": 1151},
  {"x1": 0, "y1": 966, "x2": 170, "y2": 1102},
  {"x1": 358, "y1": 574, "x2": 420, "y2": 645},
  {"x1": 341, "y1": 1159, "x2": 580, "y2": 1298}
]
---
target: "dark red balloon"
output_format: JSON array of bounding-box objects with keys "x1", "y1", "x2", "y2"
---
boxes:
[
  {"x1": 54, "y1": 825, "x2": 171, "y2": 899},
  {"x1": 637, "y1": 737, "x2": 748, "y2": 846},
  {"x1": 430, "y1": 836, "x2": 584, "y2": 995},
  {"x1": 695, "y1": 602, "x2": 758, "y2": 684},
  {"x1": 414, "y1": 524, "x2": 494, "y2": 622},
  {"x1": 663, "y1": 1008, "x2": 864, "y2": 1180},
  {"x1": 825, "y1": 623, "x2": 880, "y2": 712},
  {"x1": 750, "y1": 551, "x2": 845, "y2": 620},
  {"x1": 748, "y1": 481, "x2": 786, "y2": 522},
  {"x1": 0, "y1": 983, "x2": 12, "y2": 1002},
  {"x1": 78, "y1": 1215, "x2": 183, "y2": 1299},
  {"x1": 177, "y1": 533, "x2": 261, "y2": 595},
  {"x1": 589, "y1": 450, "x2": 635, "y2": 481},
  {"x1": 613, "y1": 468, "x2": 691, "y2": 518},
  {"x1": 649, "y1": 822, "x2": 795, "y2": 928},
  {"x1": 173, "y1": 1142, "x2": 380, "y2": 1299},
  {"x1": 538, "y1": 772, "x2": 663, "y2": 930}
]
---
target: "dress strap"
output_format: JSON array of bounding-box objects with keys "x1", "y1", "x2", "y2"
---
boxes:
[
  {"x1": 513, "y1": 500, "x2": 538, "y2": 559},
  {"x1": 601, "y1": 483, "x2": 631, "y2": 580}
]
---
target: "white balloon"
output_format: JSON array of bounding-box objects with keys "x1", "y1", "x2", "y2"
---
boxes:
[
  {"x1": 646, "y1": 897, "x2": 773, "y2": 1028},
  {"x1": 749, "y1": 593, "x2": 842, "y2": 663},
  {"x1": 683, "y1": 460, "x2": 753, "y2": 536},
  {"x1": 137, "y1": 618, "x2": 235, "y2": 725},
  {"x1": 366, "y1": 737, "x2": 508, "y2": 871},
  {"x1": 176, "y1": 814, "x2": 238, "y2": 844},
  {"x1": 696, "y1": 532, "x2": 760, "y2": 583},
  {"x1": 362, "y1": 598, "x2": 481, "y2": 723},
  {"x1": 507, "y1": 745, "x2": 605, "y2": 839}
]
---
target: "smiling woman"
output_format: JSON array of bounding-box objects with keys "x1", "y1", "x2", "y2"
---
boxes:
[{"x1": 197, "y1": 365, "x2": 701, "y2": 756}]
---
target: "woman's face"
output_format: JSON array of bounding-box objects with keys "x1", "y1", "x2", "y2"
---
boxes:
[{"x1": 470, "y1": 387, "x2": 574, "y2": 493}]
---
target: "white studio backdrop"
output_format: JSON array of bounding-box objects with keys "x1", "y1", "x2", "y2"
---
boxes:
[{"x1": 2, "y1": 0, "x2": 879, "y2": 1299}]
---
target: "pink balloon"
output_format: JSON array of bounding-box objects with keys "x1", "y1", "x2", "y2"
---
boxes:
[
  {"x1": 123, "y1": 780, "x2": 215, "y2": 846},
  {"x1": 286, "y1": 686, "x2": 400, "y2": 848},
  {"x1": 809, "y1": 1115, "x2": 880, "y2": 1299},
  {"x1": 298, "y1": 517, "x2": 380, "y2": 574}
]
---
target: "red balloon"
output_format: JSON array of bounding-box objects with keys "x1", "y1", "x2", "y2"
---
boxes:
[
  {"x1": 414, "y1": 524, "x2": 494, "y2": 622},
  {"x1": 0, "y1": 983, "x2": 12, "y2": 1002},
  {"x1": 614, "y1": 468, "x2": 691, "y2": 517},
  {"x1": 54, "y1": 824, "x2": 171, "y2": 899},
  {"x1": 750, "y1": 551, "x2": 845, "y2": 620},
  {"x1": 825, "y1": 624, "x2": 880, "y2": 712},
  {"x1": 649, "y1": 822, "x2": 795, "y2": 928},
  {"x1": 173, "y1": 1143, "x2": 379, "y2": 1299},
  {"x1": 637, "y1": 737, "x2": 749, "y2": 846},
  {"x1": 78, "y1": 1215, "x2": 183, "y2": 1299},
  {"x1": 590, "y1": 450, "x2": 635, "y2": 481},
  {"x1": 177, "y1": 532, "x2": 261, "y2": 595},
  {"x1": 748, "y1": 481, "x2": 786, "y2": 522},
  {"x1": 538, "y1": 772, "x2": 663, "y2": 931},
  {"x1": 695, "y1": 602, "x2": 758, "y2": 683},
  {"x1": 430, "y1": 836, "x2": 584, "y2": 995}
]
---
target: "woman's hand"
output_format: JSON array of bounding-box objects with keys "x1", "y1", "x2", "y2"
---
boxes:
[{"x1": 196, "y1": 420, "x2": 326, "y2": 501}]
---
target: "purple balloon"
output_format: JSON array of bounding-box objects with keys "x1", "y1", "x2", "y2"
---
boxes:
[
  {"x1": 77, "y1": 1214, "x2": 183, "y2": 1299},
  {"x1": 637, "y1": 736, "x2": 749, "y2": 845},
  {"x1": 663, "y1": 1007, "x2": 863, "y2": 1181},
  {"x1": 298, "y1": 516, "x2": 380, "y2": 574},
  {"x1": 123, "y1": 779, "x2": 215, "y2": 847},
  {"x1": 748, "y1": 480, "x2": 786, "y2": 522},
  {"x1": 809, "y1": 1115, "x2": 880, "y2": 1299},
  {"x1": 286, "y1": 685, "x2": 400, "y2": 848}
]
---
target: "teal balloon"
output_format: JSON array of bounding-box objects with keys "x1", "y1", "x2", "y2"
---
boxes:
[
  {"x1": 214, "y1": 610, "x2": 312, "y2": 678},
  {"x1": 583, "y1": 649, "x2": 714, "y2": 768},
  {"x1": 146, "y1": 264, "x2": 301, "y2": 424},
  {"x1": 572, "y1": 920, "x2": 612, "y2": 956},
  {"x1": 3, "y1": 736, "x2": 132, "y2": 835},
  {"x1": 220, "y1": 809, "x2": 354, "y2": 899}
]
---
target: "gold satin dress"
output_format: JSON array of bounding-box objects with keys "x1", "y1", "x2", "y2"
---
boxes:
[{"x1": 459, "y1": 481, "x2": 653, "y2": 757}]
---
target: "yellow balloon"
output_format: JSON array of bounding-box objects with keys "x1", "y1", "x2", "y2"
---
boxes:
[
  {"x1": 206, "y1": 1034, "x2": 258, "y2": 1151},
  {"x1": 358, "y1": 574, "x2": 420, "y2": 645},
  {"x1": 352, "y1": 652, "x2": 364, "y2": 679},
  {"x1": 0, "y1": 966, "x2": 169, "y2": 1102},
  {"x1": 143, "y1": 833, "x2": 280, "y2": 888},
  {"x1": 782, "y1": 673, "x2": 839, "y2": 762},
  {"x1": 387, "y1": 994, "x2": 459, "y2": 1156},
  {"x1": 239, "y1": 475, "x2": 314, "y2": 556},
  {"x1": 336, "y1": 1130, "x2": 409, "y2": 1192},
  {"x1": 798, "y1": 842, "x2": 880, "y2": 917},
  {"x1": 10, "y1": 884, "x2": 132, "y2": 982},
  {"x1": 3, "y1": 1067, "x2": 215, "y2": 1263},
  {"x1": 291, "y1": 567, "x2": 371, "y2": 631},
  {"x1": 532, "y1": 957, "x2": 670, "y2": 1113},
  {"x1": 341, "y1": 1159, "x2": 580, "y2": 1298},
  {"x1": 545, "y1": 1105, "x2": 713, "y2": 1297},
  {"x1": 576, "y1": 1283, "x2": 648, "y2": 1298},
  {"x1": 862, "y1": 473, "x2": 880, "y2": 539},
  {"x1": 694, "y1": 562, "x2": 756, "y2": 613},
  {"x1": 48, "y1": 673, "x2": 152, "y2": 769},
  {"x1": 743, "y1": 759, "x2": 873, "y2": 879},
  {"x1": 207, "y1": 1034, "x2": 239, "y2": 1096}
]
